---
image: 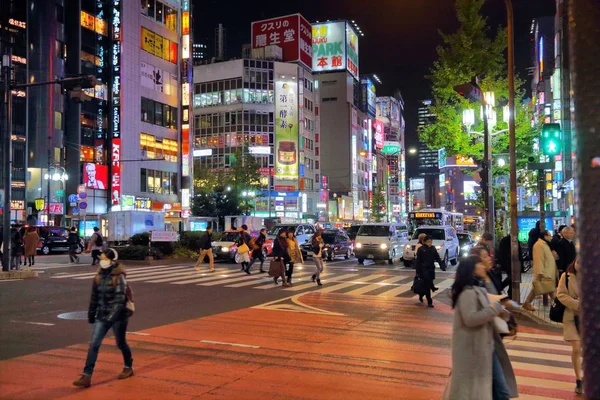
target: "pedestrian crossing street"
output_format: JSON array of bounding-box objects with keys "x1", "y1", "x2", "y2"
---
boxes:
[{"x1": 50, "y1": 264, "x2": 456, "y2": 298}]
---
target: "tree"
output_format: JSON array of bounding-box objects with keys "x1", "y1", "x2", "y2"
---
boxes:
[
  {"x1": 422, "y1": 0, "x2": 537, "y2": 171},
  {"x1": 370, "y1": 187, "x2": 387, "y2": 222},
  {"x1": 192, "y1": 149, "x2": 265, "y2": 224}
]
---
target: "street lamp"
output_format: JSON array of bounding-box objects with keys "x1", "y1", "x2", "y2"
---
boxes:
[{"x1": 408, "y1": 147, "x2": 417, "y2": 155}]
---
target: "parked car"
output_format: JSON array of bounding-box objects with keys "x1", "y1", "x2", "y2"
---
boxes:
[
  {"x1": 32, "y1": 226, "x2": 84, "y2": 255},
  {"x1": 457, "y1": 231, "x2": 477, "y2": 258},
  {"x1": 211, "y1": 231, "x2": 273, "y2": 263},
  {"x1": 300, "y1": 231, "x2": 353, "y2": 261},
  {"x1": 267, "y1": 224, "x2": 316, "y2": 245},
  {"x1": 354, "y1": 223, "x2": 409, "y2": 265},
  {"x1": 402, "y1": 225, "x2": 460, "y2": 268}
]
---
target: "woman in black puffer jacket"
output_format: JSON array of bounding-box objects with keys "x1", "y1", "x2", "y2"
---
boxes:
[{"x1": 73, "y1": 248, "x2": 134, "y2": 388}]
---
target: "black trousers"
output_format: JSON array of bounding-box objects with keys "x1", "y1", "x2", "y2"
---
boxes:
[
  {"x1": 419, "y1": 279, "x2": 434, "y2": 305},
  {"x1": 287, "y1": 262, "x2": 294, "y2": 280}
]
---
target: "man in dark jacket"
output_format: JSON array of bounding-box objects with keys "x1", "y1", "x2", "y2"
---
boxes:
[
  {"x1": 195, "y1": 227, "x2": 214, "y2": 272},
  {"x1": 496, "y1": 234, "x2": 523, "y2": 299},
  {"x1": 415, "y1": 235, "x2": 445, "y2": 308},
  {"x1": 527, "y1": 220, "x2": 541, "y2": 260},
  {"x1": 68, "y1": 227, "x2": 81, "y2": 264},
  {"x1": 555, "y1": 226, "x2": 576, "y2": 274}
]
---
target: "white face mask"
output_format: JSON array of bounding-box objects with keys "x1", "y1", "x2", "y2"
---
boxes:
[{"x1": 100, "y1": 259, "x2": 111, "y2": 269}]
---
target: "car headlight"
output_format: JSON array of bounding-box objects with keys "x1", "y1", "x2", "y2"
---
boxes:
[
  {"x1": 380, "y1": 243, "x2": 388, "y2": 249},
  {"x1": 461, "y1": 244, "x2": 470, "y2": 250},
  {"x1": 222, "y1": 246, "x2": 230, "y2": 252},
  {"x1": 436, "y1": 245, "x2": 443, "y2": 251},
  {"x1": 405, "y1": 245, "x2": 412, "y2": 251},
  {"x1": 355, "y1": 242, "x2": 362, "y2": 249}
]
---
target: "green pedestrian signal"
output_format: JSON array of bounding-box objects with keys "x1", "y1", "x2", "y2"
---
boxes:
[{"x1": 540, "y1": 123, "x2": 562, "y2": 157}]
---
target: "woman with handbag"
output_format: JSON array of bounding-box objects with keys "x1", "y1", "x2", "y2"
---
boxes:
[
  {"x1": 270, "y1": 228, "x2": 290, "y2": 287},
  {"x1": 237, "y1": 224, "x2": 251, "y2": 273},
  {"x1": 442, "y1": 257, "x2": 507, "y2": 400},
  {"x1": 556, "y1": 258, "x2": 582, "y2": 395},
  {"x1": 523, "y1": 230, "x2": 557, "y2": 311},
  {"x1": 470, "y1": 246, "x2": 519, "y2": 399},
  {"x1": 286, "y1": 230, "x2": 303, "y2": 285},
  {"x1": 73, "y1": 248, "x2": 133, "y2": 388}
]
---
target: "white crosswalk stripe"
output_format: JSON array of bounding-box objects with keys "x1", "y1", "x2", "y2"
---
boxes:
[{"x1": 48, "y1": 267, "x2": 460, "y2": 298}]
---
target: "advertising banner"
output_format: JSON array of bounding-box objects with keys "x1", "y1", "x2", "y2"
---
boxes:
[
  {"x1": 274, "y1": 77, "x2": 299, "y2": 191},
  {"x1": 346, "y1": 24, "x2": 359, "y2": 80},
  {"x1": 361, "y1": 77, "x2": 376, "y2": 117},
  {"x1": 83, "y1": 163, "x2": 108, "y2": 189},
  {"x1": 111, "y1": 138, "x2": 121, "y2": 206},
  {"x1": 251, "y1": 14, "x2": 312, "y2": 70},
  {"x1": 391, "y1": 98, "x2": 400, "y2": 129},
  {"x1": 312, "y1": 21, "x2": 346, "y2": 73},
  {"x1": 141, "y1": 27, "x2": 155, "y2": 54},
  {"x1": 373, "y1": 119, "x2": 384, "y2": 149},
  {"x1": 376, "y1": 97, "x2": 391, "y2": 119}
]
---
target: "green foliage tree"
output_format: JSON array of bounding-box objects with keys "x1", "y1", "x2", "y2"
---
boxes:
[
  {"x1": 370, "y1": 187, "x2": 387, "y2": 222},
  {"x1": 422, "y1": 0, "x2": 537, "y2": 171}
]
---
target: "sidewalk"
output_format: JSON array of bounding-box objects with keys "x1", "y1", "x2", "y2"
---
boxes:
[{"x1": 518, "y1": 271, "x2": 561, "y2": 327}]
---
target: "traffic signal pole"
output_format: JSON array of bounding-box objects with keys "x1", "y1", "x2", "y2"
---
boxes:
[
  {"x1": 568, "y1": 0, "x2": 600, "y2": 396},
  {"x1": 482, "y1": 99, "x2": 495, "y2": 244},
  {"x1": 1, "y1": 54, "x2": 13, "y2": 272}
]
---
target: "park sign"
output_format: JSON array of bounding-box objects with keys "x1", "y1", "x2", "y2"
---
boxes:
[
  {"x1": 312, "y1": 21, "x2": 359, "y2": 80},
  {"x1": 381, "y1": 141, "x2": 401, "y2": 155}
]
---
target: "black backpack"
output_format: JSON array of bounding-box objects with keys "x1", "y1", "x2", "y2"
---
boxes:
[{"x1": 95, "y1": 233, "x2": 103, "y2": 247}]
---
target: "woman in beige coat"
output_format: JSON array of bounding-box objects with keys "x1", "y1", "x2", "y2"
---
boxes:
[
  {"x1": 443, "y1": 257, "x2": 505, "y2": 400},
  {"x1": 286, "y1": 231, "x2": 303, "y2": 285},
  {"x1": 23, "y1": 227, "x2": 40, "y2": 267},
  {"x1": 523, "y1": 231, "x2": 557, "y2": 311},
  {"x1": 556, "y1": 258, "x2": 582, "y2": 395}
]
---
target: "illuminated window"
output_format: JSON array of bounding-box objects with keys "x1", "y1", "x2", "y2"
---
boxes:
[
  {"x1": 140, "y1": 133, "x2": 178, "y2": 162},
  {"x1": 80, "y1": 146, "x2": 95, "y2": 162}
]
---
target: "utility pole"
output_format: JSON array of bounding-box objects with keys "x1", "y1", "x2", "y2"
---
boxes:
[
  {"x1": 1, "y1": 53, "x2": 13, "y2": 271},
  {"x1": 568, "y1": 0, "x2": 600, "y2": 396},
  {"x1": 481, "y1": 100, "x2": 495, "y2": 243},
  {"x1": 504, "y1": 0, "x2": 521, "y2": 304}
]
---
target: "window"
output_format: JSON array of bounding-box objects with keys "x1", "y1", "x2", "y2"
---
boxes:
[
  {"x1": 140, "y1": 168, "x2": 178, "y2": 194},
  {"x1": 54, "y1": 112, "x2": 63, "y2": 130},
  {"x1": 154, "y1": 102, "x2": 164, "y2": 125},
  {"x1": 141, "y1": 97, "x2": 177, "y2": 128},
  {"x1": 55, "y1": 40, "x2": 66, "y2": 60},
  {"x1": 142, "y1": 0, "x2": 176, "y2": 32},
  {"x1": 140, "y1": 133, "x2": 178, "y2": 162}
]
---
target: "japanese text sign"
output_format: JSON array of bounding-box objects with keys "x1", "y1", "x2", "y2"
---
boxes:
[
  {"x1": 274, "y1": 77, "x2": 299, "y2": 191},
  {"x1": 251, "y1": 14, "x2": 312, "y2": 70},
  {"x1": 312, "y1": 21, "x2": 359, "y2": 80}
]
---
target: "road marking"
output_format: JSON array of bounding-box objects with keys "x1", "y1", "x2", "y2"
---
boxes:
[
  {"x1": 226, "y1": 271, "x2": 314, "y2": 287},
  {"x1": 377, "y1": 284, "x2": 413, "y2": 297},
  {"x1": 198, "y1": 273, "x2": 272, "y2": 286},
  {"x1": 511, "y1": 361, "x2": 574, "y2": 376},
  {"x1": 507, "y1": 340, "x2": 572, "y2": 352},
  {"x1": 201, "y1": 340, "x2": 260, "y2": 349},
  {"x1": 10, "y1": 320, "x2": 55, "y2": 326},
  {"x1": 316, "y1": 274, "x2": 386, "y2": 294},
  {"x1": 507, "y1": 349, "x2": 571, "y2": 363},
  {"x1": 129, "y1": 332, "x2": 151, "y2": 336},
  {"x1": 51, "y1": 264, "x2": 185, "y2": 278},
  {"x1": 125, "y1": 267, "x2": 197, "y2": 282},
  {"x1": 516, "y1": 375, "x2": 574, "y2": 391},
  {"x1": 71, "y1": 266, "x2": 191, "y2": 280},
  {"x1": 513, "y1": 332, "x2": 564, "y2": 342},
  {"x1": 321, "y1": 353, "x2": 392, "y2": 364},
  {"x1": 276, "y1": 273, "x2": 359, "y2": 292},
  {"x1": 431, "y1": 278, "x2": 454, "y2": 298},
  {"x1": 145, "y1": 270, "x2": 209, "y2": 283},
  {"x1": 0, "y1": 279, "x2": 24, "y2": 282},
  {"x1": 171, "y1": 273, "x2": 244, "y2": 285}
]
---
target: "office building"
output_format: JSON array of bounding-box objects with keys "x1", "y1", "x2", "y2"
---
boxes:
[
  {"x1": 192, "y1": 42, "x2": 208, "y2": 64},
  {"x1": 416, "y1": 99, "x2": 441, "y2": 207}
]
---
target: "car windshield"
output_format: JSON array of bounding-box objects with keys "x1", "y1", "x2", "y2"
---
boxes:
[
  {"x1": 322, "y1": 234, "x2": 336, "y2": 244},
  {"x1": 220, "y1": 232, "x2": 240, "y2": 242},
  {"x1": 268, "y1": 226, "x2": 296, "y2": 236},
  {"x1": 358, "y1": 225, "x2": 391, "y2": 237},
  {"x1": 345, "y1": 226, "x2": 360, "y2": 238},
  {"x1": 412, "y1": 228, "x2": 446, "y2": 241},
  {"x1": 457, "y1": 234, "x2": 471, "y2": 245}
]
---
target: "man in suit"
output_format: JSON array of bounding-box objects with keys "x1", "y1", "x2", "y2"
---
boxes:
[{"x1": 556, "y1": 227, "x2": 576, "y2": 274}]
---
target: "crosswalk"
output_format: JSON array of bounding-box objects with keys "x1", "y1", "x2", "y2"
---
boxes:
[{"x1": 49, "y1": 264, "x2": 451, "y2": 299}]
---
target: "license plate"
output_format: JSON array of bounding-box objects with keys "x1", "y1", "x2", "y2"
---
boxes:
[{"x1": 367, "y1": 255, "x2": 375, "y2": 259}]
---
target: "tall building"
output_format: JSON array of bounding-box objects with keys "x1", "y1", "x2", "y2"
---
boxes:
[
  {"x1": 416, "y1": 99, "x2": 441, "y2": 208},
  {"x1": 192, "y1": 42, "x2": 208, "y2": 64},
  {"x1": 0, "y1": 0, "x2": 30, "y2": 223},
  {"x1": 192, "y1": 58, "x2": 320, "y2": 221}
]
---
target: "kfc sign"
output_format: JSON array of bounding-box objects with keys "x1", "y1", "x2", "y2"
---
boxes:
[
  {"x1": 111, "y1": 138, "x2": 121, "y2": 206},
  {"x1": 251, "y1": 14, "x2": 312, "y2": 70}
]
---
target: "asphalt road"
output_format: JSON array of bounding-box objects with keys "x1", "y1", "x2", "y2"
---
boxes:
[{"x1": 0, "y1": 253, "x2": 457, "y2": 360}]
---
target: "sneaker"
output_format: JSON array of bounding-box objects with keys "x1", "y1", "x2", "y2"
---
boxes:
[
  {"x1": 523, "y1": 303, "x2": 536, "y2": 311},
  {"x1": 118, "y1": 367, "x2": 134, "y2": 380},
  {"x1": 73, "y1": 374, "x2": 92, "y2": 388}
]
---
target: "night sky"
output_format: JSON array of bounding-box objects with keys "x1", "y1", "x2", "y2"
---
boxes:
[{"x1": 193, "y1": 0, "x2": 555, "y2": 172}]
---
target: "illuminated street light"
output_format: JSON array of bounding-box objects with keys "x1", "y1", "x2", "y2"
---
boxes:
[
  {"x1": 408, "y1": 148, "x2": 417, "y2": 154},
  {"x1": 497, "y1": 157, "x2": 506, "y2": 167},
  {"x1": 462, "y1": 109, "x2": 475, "y2": 130}
]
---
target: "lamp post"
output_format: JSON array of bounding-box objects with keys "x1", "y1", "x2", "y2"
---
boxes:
[{"x1": 241, "y1": 190, "x2": 256, "y2": 216}]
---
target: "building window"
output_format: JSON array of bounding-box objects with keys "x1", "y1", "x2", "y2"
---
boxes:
[
  {"x1": 55, "y1": 40, "x2": 66, "y2": 60},
  {"x1": 141, "y1": 0, "x2": 177, "y2": 32},
  {"x1": 140, "y1": 133, "x2": 178, "y2": 162},
  {"x1": 140, "y1": 168, "x2": 178, "y2": 194},
  {"x1": 54, "y1": 112, "x2": 63, "y2": 130},
  {"x1": 141, "y1": 97, "x2": 177, "y2": 128}
]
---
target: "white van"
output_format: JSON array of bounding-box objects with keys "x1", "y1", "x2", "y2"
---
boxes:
[
  {"x1": 354, "y1": 223, "x2": 409, "y2": 265},
  {"x1": 402, "y1": 225, "x2": 460, "y2": 268}
]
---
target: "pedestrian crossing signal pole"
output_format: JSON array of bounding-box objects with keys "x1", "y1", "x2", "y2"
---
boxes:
[{"x1": 568, "y1": 0, "x2": 600, "y2": 396}]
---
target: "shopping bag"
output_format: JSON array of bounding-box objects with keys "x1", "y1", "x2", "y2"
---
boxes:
[
  {"x1": 411, "y1": 275, "x2": 426, "y2": 294},
  {"x1": 268, "y1": 259, "x2": 284, "y2": 278},
  {"x1": 532, "y1": 277, "x2": 555, "y2": 294}
]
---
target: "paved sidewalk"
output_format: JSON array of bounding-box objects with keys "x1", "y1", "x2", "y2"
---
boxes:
[{"x1": 518, "y1": 272, "x2": 561, "y2": 327}]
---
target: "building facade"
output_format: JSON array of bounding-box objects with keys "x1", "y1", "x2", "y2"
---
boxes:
[
  {"x1": 192, "y1": 59, "x2": 320, "y2": 222},
  {"x1": 416, "y1": 99, "x2": 441, "y2": 208}
]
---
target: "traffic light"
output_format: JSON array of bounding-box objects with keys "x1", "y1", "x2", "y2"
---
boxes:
[{"x1": 540, "y1": 123, "x2": 562, "y2": 156}]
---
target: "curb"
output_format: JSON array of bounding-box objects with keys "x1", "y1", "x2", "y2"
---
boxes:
[{"x1": 0, "y1": 269, "x2": 39, "y2": 280}]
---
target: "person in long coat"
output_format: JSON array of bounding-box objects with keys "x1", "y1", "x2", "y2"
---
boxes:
[
  {"x1": 443, "y1": 257, "x2": 505, "y2": 400},
  {"x1": 415, "y1": 235, "x2": 445, "y2": 307},
  {"x1": 23, "y1": 227, "x2": 40, "y2": 267},
  {"x1": 556, "y1": 258, "x2": 583, "y2": 395},
  {"x1": 523, "y1": 230, "x2": 557, "y2": 311}
]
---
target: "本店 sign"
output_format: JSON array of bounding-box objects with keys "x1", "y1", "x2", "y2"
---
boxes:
[
  {"x1": 274, "y1": 77, "x2": 299, "y2": 191},
  {"x1": 251, "y1": 14, "x2": 312, "y2": 70}
]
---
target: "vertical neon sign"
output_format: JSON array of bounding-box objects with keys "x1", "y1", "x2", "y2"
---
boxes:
[
  {"x1": 181, "y1": 0, "x2": 191, "y2": 179},
  {"x1": 110, "y1": 0, "x2": 122, "y2": 206}
]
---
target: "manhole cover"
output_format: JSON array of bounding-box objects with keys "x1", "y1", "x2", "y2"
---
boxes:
[{"x1": 57, "y1": 311, "x2": 88, "y2": 320}]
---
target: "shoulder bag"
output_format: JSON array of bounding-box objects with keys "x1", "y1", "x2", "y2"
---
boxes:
[{"x1": 549, "y1": 272, "x2": 568, "y2": 323}]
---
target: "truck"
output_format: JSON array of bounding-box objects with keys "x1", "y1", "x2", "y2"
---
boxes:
[
  {"x1": 224, "y1": 216, "x2": 279, "y2": 234},
  {"x1": 101, "y1": 211, "x2": 166, "y2": 244}
]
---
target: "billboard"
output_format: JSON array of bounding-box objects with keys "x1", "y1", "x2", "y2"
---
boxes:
[
  {"x1": 361, "y1": 77, "x2": 376, "y2": 117},
  {"x1": 312, "y1": 22, "x2": 346, "y2": 73},
  {"x1": 251, "y1": 14, "x2": 312, "y2": 70},
  {"x1": 111, "y1": 138, "x2": 121, "y2": 206},
  {"x1": 346, "y1": 24, "x2": 359, "y2": 80},
  {"x1": 83, "y1": 163, "x2": 108, "y2": 190},
  {"x1": 373, "y1": 119, "x2": 384, "y2": 149},
  {"x1": 376, "y1": 97, "x2": 391, "y2": 119},
  {"x1": 274, "y1": 77, "x2": 299, "y2": 191}
]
